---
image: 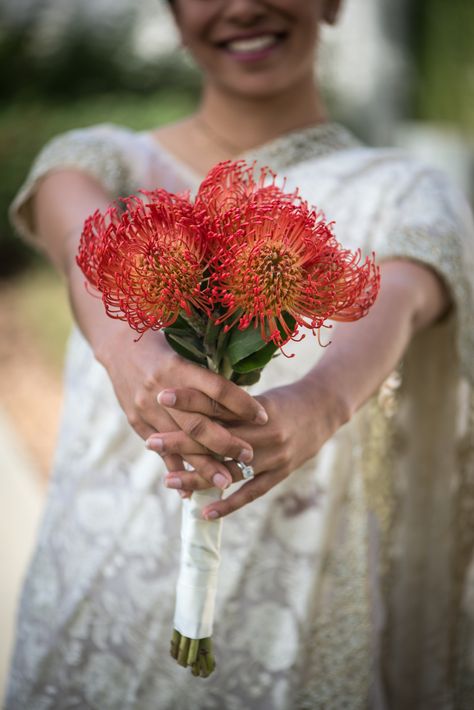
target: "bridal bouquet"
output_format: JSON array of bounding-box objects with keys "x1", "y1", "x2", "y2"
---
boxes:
[{"x1": 77, "y1": 159, "x2": 379, "y2": 677}]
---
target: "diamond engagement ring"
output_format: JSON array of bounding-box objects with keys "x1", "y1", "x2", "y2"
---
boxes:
[{"x1": 235, "y1": 460, "x2": 255, "y2": 480}]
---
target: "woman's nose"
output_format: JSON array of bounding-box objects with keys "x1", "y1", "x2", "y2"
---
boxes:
[{"x1": 222, "y1": 0, "x2": 267, "y2": 26}]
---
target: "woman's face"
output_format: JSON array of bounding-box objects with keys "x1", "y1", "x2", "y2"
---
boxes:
[{"x1": 172, "y1": 0, "x2": 338, "y2": 99}]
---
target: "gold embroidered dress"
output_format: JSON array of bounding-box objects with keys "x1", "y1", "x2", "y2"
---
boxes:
[{"x1": 5, "y1": 123, "x2": 474, "y2": 710}]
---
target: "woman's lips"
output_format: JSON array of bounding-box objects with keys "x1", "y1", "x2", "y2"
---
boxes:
[{"x1": 219, "y1": 33, "x2": 286, "y2": 62}]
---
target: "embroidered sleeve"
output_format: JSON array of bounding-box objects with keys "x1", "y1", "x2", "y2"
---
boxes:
[
  {"x1": 9, "y1": 124, "x2": 135, "y2": 245},
  {"x1": 372, "y1": 167, "x2": 474, "y2": 385}
]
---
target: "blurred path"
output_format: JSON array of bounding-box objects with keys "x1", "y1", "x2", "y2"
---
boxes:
[
  {"x1": 0, "y1": 269, "x2": 67, "y2": 701},
  {"x1": 0, "y1": 407, "x2": 44, "y2": 701}
]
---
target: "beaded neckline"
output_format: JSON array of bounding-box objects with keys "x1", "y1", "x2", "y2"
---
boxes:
[
  {"x1": 242, "y1": 122, "x2": 361, "y2": 172},
  {"x1": 147, "y1": 121, "x2": 360, "y2": 190}
]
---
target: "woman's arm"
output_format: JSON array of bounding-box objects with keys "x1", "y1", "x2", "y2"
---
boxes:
[
  {"x1": 32, "y1": 170, "x2": 268, "y2": 486},
  {"x1": 147, "y1": 258, "x2": 450, "y2": 518}
]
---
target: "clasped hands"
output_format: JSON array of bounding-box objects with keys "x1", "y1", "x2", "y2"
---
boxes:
[
  {"x1": 148, "y1": 377, "x2": 325, "y2": 520},
  {"x1": 102, "y1": 330, "x2": 329, "y2": 520}
]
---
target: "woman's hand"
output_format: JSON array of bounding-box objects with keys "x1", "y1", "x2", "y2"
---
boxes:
[
  {"x1": 146, "y1": 377, "x2": 348, "y2": 518},
  {"x1": 96, "y1": 324, "x2": 268, "y2": 491}
]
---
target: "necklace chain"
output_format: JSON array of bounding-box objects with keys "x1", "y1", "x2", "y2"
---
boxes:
[{"x1": 193, "y1": 115, "x2": 245, "y2": 156}]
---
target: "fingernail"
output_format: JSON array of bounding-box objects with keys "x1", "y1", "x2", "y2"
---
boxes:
[
  {"x1": 255, "y1": 409, "x2": 268, "y2": 425},
  {"x1": 239, "y1": 448, "x2": 253, "y2": 463},
  {"x1": 146, "y1": 437, "x2": 163, "y2": 451},
  {"x1": 212, "y1": 473, "x2": 230, "y2": 490},
  {"x1": 205, "y1": 510, "x2": 220, "y2": 520},
  {"x1": 178, "y1": 490, "x2": 188, "y2": 499},
  {"x1": 158, "y1": 390, "x2": 176, "y2": 406},
  {"x1": 166, "y1": 476, "x2": 182, "y2": 489}
]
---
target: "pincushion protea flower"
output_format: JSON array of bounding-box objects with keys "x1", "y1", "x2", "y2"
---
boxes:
[
  {"x1": 197, "y1": 161, "x2": 379, "y2": 347},
  {"x1": 195, "y1": 159, "x2": 289, "y2": 222},
  {"x1": 77, "y1": 190, "x2": 210, "y2": 333},
  {"x1": 76, "y1": 159, "x2": 380, "y2": 680}
]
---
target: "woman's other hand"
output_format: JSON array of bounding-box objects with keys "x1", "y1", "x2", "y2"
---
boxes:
[{"x1": 148, "y1": 378, "x2": 348, "y2": 517}]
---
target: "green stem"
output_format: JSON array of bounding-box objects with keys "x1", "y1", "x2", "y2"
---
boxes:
[
  {"x1": 218, "y1": 354, "x2": 233, "y2": 379},
  {"x1": 191, "y1": 661, "x2": 200, "y2": 677},
  {"x1": 202, "y1": 638, "x2": 215, "y2": 675},
  {"x1": 170, "y1": 630, "x2": 217, "y2": 677},
  {"x1": 170, "y1": 629, "x2": 180, "y2": 660},
  {"x1": 177, "y1": 635, "x2": 190, "y2": 667},
  {"x1": 187, "y1": 638, "x2": 200, "y2": 666},
  {"x1": 199, "y1": 651, "x2": 210, "y2": 678},
  {"x1": 206, "y1": 355, "x2": 219, "y2": 373}
]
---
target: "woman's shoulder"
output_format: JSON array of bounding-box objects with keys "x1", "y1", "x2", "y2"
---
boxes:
[
  {"x1": 300, "y1": 141, "x2": 446, "y2": 180},
  {"x1": 47, "y1": 121, "x2": 201, "y2": 193},
  {"x1": 338, "y1": 145, "x2": 472, "y2": 222},
  {"x1": 47, "y1": 121, "x2": 139, "y2": 143},
  {"x1": 25, "y1": 121, "x2": 189, "y2": 197},
  {"x1": 28, "y1": 122, "x2": 143, "y2": 185},
  {"x1": 10, "y1": 123, "x2": 148, "y2": 244},
  {"x1": 38, "y1": 122, "x2": 144, "y2": 161},
  {"x1": 291, "y1": 138, "x2": 469, "y2": 213},
  {"x1": 30, "y1": 122, "x2": 146, "y2": 198}
]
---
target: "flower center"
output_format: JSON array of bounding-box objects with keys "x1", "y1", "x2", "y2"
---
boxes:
[
  {"x1": 130, "y1": 242, "x2": 202, "y2": 315},
  {"x1": 237, "y1": 242, "x2": 302, "y2": 313}
]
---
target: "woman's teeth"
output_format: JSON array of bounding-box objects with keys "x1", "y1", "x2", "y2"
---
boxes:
[{"x1": 226, "y1": 35, "x2": 278, "y2": 53}]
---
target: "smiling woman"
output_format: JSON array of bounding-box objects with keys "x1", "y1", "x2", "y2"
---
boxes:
[
  {"x1": 4, "y1": 1, "x2": 474, "y2": 709},
  {"x1": 173, "y1": 0, "x2": 324, "y2": 97}
]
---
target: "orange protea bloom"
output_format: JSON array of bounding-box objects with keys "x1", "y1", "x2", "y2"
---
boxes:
[
  {"x1": 210, "y1": 197, "x2": 380, "y2": 346},
  {"x1": 194, "y1": 161, "x2": 298, "y2": 254},
  {"x1": 77, "y1": 190, "x2": 210, "y2": 333},
  {"x1": 195, "y1": 159, "x2": 288, "y2": 218}
]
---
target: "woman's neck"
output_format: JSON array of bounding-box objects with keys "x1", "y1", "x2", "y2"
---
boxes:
[
  {"x1": 151, "y1": 76, "x2": 327, "y2": 177},
  {"x1": 196, "y1": 78, "x2": 327, "y2": 155}
]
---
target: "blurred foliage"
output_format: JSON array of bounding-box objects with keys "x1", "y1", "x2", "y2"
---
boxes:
[
  {"x1": 0, "y1": 4, "x2": 200, "y2": 101},
  {"x1": 410, "y1": 0, "x2": 474, "y2": 131},
  {"x1": 0, "y1": 92, "x2": 197, "y2": 276}
]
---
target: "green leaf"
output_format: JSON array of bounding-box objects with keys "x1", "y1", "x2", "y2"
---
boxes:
[
  {"x1": 227, "y1": 314, "x2": 296, "y2": 373},
  {"x1": 162, "y1": 326, "x2": 197, "y2": 338},
  {"x1": 167, "y1": 314, "x2": 192, "y2": 331},
  {"x1": 166, "y1": 315, "x2": 203, "y2": 339},
  {"x1": 231, "y1": 341, "x2": 278, "y2": 373},
  {"x1": 164, "y1": 331, "x2": 207, "y2": 365},
  {"x1": 227, "y1": 327, "x2": 268, "y2": 367},
  {"x1": 232, "y1": 369, "x2": 263, "y2": 386}
]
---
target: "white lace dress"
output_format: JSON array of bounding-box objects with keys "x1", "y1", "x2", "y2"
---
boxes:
[{"x1": 5, "y1": 123, "x2": 474, "y2": 710}]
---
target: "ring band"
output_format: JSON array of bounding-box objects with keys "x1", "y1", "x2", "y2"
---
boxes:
[{"x1": 235, "y1": 460, "x2": 255, "y2": 480}]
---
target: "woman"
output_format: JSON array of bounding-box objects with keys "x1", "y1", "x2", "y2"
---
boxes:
[{"x1": 5, "y1": 1, "x2": 474, "y2": 708}]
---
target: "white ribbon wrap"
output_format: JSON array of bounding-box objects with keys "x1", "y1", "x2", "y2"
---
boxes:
[{"x1": 173, "y1": 488, "x2": 223, "y2": 639}]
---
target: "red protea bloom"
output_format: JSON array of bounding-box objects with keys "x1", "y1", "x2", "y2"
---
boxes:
[
  {"x1": 77, "y1": 190, "x2": 210, "y2": 333},
  {"x1": 194, "y1": 161, "x2": 298, "y2": 253},
  {"x1": 195, "y1": 160, "x2": 286, "y2": 217},
  {"x1": 211, "y1": 197, "x2": 380, "y2": 346}
]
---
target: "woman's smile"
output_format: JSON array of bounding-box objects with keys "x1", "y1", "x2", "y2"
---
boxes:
[
  {"x1": 216, "y1": 31, "x2": 288, "y2": 63},
  {"x1": 172, "y1": 0, "x2": 322, "y2": 98}
]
